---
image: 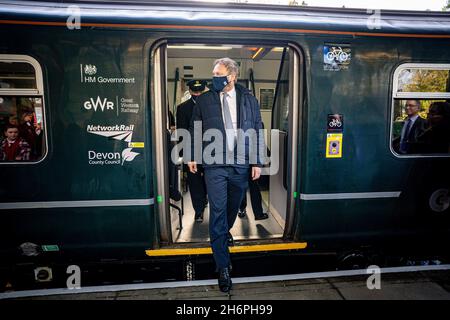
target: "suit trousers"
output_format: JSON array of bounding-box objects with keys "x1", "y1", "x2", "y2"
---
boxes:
[
  {"x1": 240, "y1": 177, "x2": 264, "y2": 217},
  {"x1": 203, "y1": 166, "x2": 249, "y2": 270},
  {"x1": 186, "y1": 165, "x2": 207, "y2": 215}
]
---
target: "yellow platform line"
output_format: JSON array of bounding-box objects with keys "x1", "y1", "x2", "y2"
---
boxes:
[{"x1": 145, "y1": 242, "x2": 307, "y2": 257}]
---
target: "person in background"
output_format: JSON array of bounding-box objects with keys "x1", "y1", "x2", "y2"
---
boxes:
[
  {"x1": 398, "y1": 99, "x2": 427, "y2": 154},
  {"x1": 1, "y1": 124, "x2": 31, "y2": 161},
  {"x1": 176, "y1": 80, "x2": 208, "y2": 222},
  {"x1": 238, "y1": 176, "x2": 269, "y2": 220},
  {"x1": 416, "y1": 101, "x2": 450, "y2": 154},
  {"x1": 19, "y1": 110, "x2": 42, "y2": 159}
]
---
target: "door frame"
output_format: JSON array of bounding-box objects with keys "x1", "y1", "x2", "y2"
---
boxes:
[
  {"x1": 284, "y1": 42, "x2": 304, "y2": 239},
  {"x1": 151, "y1": 39, "x2": 304, "y2": 245}
]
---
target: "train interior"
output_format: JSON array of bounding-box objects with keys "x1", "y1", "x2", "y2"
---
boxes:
[{"x1": 163, "y1": 43, "x2": 293, "y2": 244}]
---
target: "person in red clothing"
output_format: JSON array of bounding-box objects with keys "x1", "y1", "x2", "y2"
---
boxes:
[
  {"x1": 19, "y1": 111, "x2": 42, "y2": 159},
  {"x1": 1, "y1": 124, "x2": 31, "y2": 161}
]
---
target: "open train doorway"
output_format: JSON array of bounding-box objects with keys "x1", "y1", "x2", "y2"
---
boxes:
[{"x1": 152, "y1": 42, "x2": 302, "y2": 246}]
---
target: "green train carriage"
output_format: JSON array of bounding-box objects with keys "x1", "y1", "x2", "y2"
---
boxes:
[{"x1": 0, "y1": 0, "x2": 449, "y2": 288}]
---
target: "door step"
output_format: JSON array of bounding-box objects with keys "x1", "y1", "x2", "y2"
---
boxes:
[{"x1": 145, "y1": 242, "x2": 307, "y2": 257}]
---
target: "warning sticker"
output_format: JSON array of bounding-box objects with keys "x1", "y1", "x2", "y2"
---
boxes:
[
  {"x1": 128, "y1": 142, "x2": 145, "y2": 148},
  {"x1": 326, "y1": 133, "x2": 343, "y2": 158}
]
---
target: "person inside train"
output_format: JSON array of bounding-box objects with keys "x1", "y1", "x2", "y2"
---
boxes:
[
  {"x1": 238, "y1": 122, "x2": 269, "y2": 221},
  {"x1": 238, "y1": 175, "x2": 269, "y2": 220},
  {"x1": 176, "y1": 79, "x2": 208, "y2": 222},
  {"x1": 1, "y1": 124, "x2": 31, "y2": 161},
  {"x1": 19, "y1": 109, "x2": 42, "y2": 160},
  {"x1": 8, "y1": 115, "x2": 19, "y2": 126},
  {"x1": 415, "y1": 101, "x2": 450, "y2": 154},
  {"x1": 396, "y1": 99, "x2": 427, "y2": 154},
  {"x1": 168, "y1": 109, "x2": 176, "y2": 132},
  {"x1": 188, "y1": 58, "x2": 264, "y2": 293}
]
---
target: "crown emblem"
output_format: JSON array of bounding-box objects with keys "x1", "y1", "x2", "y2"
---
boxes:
[{"x1": 84, "y1": 64, "x2": 97, "y2": 75}]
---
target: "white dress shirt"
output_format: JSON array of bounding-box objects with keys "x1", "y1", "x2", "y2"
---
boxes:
[{"x1": 220, "y1": 87, "x2": 238, "y2": 137}]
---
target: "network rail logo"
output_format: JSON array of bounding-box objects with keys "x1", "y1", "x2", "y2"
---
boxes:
[{"x1": 87, "y1": 124, "x2": 134, "y2": 143}]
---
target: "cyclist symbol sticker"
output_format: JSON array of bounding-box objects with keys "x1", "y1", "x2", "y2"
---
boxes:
[
  {"x1": 326, "y1": 133, "x2": 343, "y2": 158},
  {"x1": 323, "y1": 44, "x2": 351, "y2": 71},
  {"x1": 327, "y1": 114, "x2": 344, "y2": 132}
]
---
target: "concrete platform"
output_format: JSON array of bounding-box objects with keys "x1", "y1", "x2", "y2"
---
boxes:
[{"x1": 2, "y1": 266, "x2": 450, "y2": 300}]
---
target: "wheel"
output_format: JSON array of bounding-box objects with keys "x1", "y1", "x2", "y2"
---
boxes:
[{"x1": 337, "y1": 251, "x2": 369, "y2": 270}]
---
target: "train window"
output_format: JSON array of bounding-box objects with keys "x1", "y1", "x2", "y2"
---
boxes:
[
  {"x1": 0, "y1": 55, "x2": 47, "y2": 163},
  {"x1": 391, "y1": 64, "x2": 450, "y2": 156},
  {"x1": 396, "y1": 69, "x2": 449, "y2": 94},
  {"x1": 0, "y1": 61, "x2": 37, "y2": 90}
]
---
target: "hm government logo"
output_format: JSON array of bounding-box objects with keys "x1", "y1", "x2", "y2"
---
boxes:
[
  {"x1": 80, "y1": 64, "x2": 136, "y2": 84},
  {"x1": 87, "y1": 124, "x2": 134, "y2": 142},
  {"x1": 84, "y1": 64, "x2": 97, "y2": 76},
  {"x1": 88, "y1": 148, "x2": 140, "y2": 166}
]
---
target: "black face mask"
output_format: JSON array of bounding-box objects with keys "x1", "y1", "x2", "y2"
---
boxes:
[{"x1": 212, "y1": 75, "x2": 229, "y2": 92}]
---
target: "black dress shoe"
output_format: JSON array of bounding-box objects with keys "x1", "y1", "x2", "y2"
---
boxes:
[
  {"x1": 238, "y1": 209, "x2": 246, "y2": 218},
  {"x1": 254, "y1": 212, "x2": 269, "y2": 220},
  {"x1": 227, "y1": 232, "x2": 234, "y2": 247},
  {"x1": 218, "y1": 267, "x2": 232, "y2": 293},
  {"x1": 195, "y1": 211, "x2": 204, "y2": 222}
]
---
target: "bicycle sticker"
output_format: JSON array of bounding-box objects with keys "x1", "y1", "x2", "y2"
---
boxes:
[
  {"x1": 327, "y1": 114, "x2": 344, "y2": 132},
  {"x1": 326, "y1": 133, "x2": 343, "y2": 158},
  {"x1": 323, "y1": 44, "x2": 351, "y2": 71}
]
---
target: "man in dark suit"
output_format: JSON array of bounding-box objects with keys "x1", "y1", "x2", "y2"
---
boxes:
[
  {"x1": 188, "y1": 58, "x2": 264, "y2": 293},
  {"x1": 398, "y1": 99, "x2": 427, "y2": 154},
  {"x1": 176, "y1": 80, "x2": 208, "y2": 222}
]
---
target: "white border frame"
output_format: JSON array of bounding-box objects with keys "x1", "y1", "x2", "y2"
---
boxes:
[
  {"x1": 390, "y1": 63, "x2": 450, "y2": 158},
  {"x1": 0, "y1": 54, "x2": 44, "y2": 95},
  {"x1": 393, "y1": 63, "x2": 450, "y2": 99},
  {"x1": 0, "y1": 54, "x2": 48, "y2": 165}
]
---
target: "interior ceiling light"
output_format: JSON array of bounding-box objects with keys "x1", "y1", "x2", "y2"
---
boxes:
[{"x1": 251, "y1": 47, "x2": 264, "y2": 60}]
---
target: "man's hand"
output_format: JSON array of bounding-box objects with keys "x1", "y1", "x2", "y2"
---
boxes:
[
  {"x1": 188, "y1": 161, "x2": 197, "y2": 174},
  {"x1": 251, "y1": 166, "x2": 261, "y2": 180}
]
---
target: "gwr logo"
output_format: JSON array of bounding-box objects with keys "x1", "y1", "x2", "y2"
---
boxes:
[{"x1": 83, "y1": 96, "x2": 114, "y2": 112}]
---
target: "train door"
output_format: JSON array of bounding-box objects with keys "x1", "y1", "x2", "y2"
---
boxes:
[
  {"x1": 269, "y1": 47, "x2": 302, "y2": 238},
  {"x1": 151, "y1": 42, "x2": 302, "y2": 247}
]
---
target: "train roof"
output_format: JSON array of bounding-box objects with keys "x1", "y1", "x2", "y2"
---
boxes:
[{"x1": 1, "y1": 0, "x2": 450, "y2": 37}]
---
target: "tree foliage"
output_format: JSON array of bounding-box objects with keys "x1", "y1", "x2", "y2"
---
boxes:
[
  {"x1": 443, "y1": 0, "x2": 450, "y2": 11},
  {"x1": 403, "y1": 70, "x2": 449, "y2": 114}
]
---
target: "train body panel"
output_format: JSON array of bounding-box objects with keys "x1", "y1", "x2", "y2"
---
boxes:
[{"x1": 0, "y1": 1, "x2": 449, "y2": 284}]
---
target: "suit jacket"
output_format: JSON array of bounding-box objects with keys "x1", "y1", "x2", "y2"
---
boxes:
[
  {"x1": 414, "y1": 121, "x2": 450, "y2": 154},
  {"x1": 402, "y1": 116, "x2": 427, "y2": 154},
  {"x1": 189, "y1": 83, "x2": 264, "y2": 167},
  {"x1": 176, "y1": 97, "x2": 195, "y2": 161},
  {"x1": 394, "y1": 116, "x2": 427, "y2": 154},
  {"x1": 176, "y1": 97, "x2": 195, "y2": 131}
]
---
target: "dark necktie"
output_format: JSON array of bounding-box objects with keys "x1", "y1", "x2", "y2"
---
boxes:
[{"x1": 400, "y1": 118, "x2": 412, "y2": 153}]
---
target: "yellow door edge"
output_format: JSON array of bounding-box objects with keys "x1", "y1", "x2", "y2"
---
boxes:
[{"x1": 145, "y1": 242, "x2": 307, "y2": 257}]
